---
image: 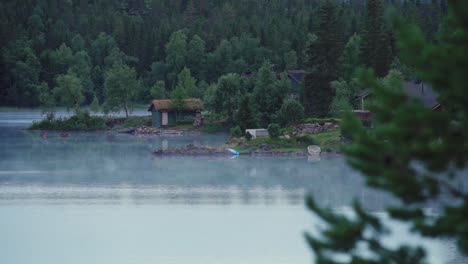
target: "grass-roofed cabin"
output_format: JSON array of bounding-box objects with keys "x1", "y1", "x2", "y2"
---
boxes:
[{"x1": 148, "y1": 98, "x2": 203, "y2": 127}]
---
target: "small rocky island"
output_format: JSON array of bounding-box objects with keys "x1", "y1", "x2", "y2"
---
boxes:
[
  {"x1": 154, "y1": 144, "x2": 232, "y2": 156},
  {"x1": 152, "y1": 122, "x2": 341, "y2": 157},
  {"x1": 118, "y1": 126, "x2": 200, "y2": 136}
]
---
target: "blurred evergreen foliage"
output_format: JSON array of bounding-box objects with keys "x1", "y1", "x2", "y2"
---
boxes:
[{"x1": 305, "y1": 1, "x2": 468, "y2": 263}]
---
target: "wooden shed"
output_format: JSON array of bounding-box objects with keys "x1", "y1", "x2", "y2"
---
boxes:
[{"x1": 148, "y1": 99, "x2": 203, "y2": 127}]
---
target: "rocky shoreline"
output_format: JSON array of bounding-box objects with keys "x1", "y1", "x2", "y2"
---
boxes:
[
  {"x1": 153, "y1": 144, "x2": 308, "y2": 157},
  {"x1": 118, "y1": 126, "x2": 200, "y2": 136},
  {"x1": 291, "y1": 122, "x2": 339, "y2": 137},
  {"x1": 154, "y1": 144, "x2": 231, "y2": 156},
  {"x1": 249, "y1": 150, "x2": 307, "y2": 156}
]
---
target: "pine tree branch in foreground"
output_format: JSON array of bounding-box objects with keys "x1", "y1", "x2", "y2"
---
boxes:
[{"x1": 305, "y1": 2, "x2": 468, "y2": 263}]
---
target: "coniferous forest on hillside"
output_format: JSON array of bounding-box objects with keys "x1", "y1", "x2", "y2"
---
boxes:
[
  {"x1": 3, "y1": 1, "x2": 468, "y2": 264},
  {"x1": 0, "y1": 0, "x2": 447, "y2": 120}
]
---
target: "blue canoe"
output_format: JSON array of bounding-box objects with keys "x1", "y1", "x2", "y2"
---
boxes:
[{"x1": 225, "y1": 148, "x2": 240, "y2": 155}]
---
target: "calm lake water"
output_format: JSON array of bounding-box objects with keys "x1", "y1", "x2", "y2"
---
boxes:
[{"x1": 0, "y1": 110, "x2": 465, "y2": 264}]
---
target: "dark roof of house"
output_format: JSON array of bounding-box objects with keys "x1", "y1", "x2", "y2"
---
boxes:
[
  {"x1": 403, "y1": 81, "x2": 440, "y2": 108},
  {"x1": 354, "y1": 81, "x2": 440, "y2": 109},
  {"x1": 241, "y1": 69, "x2": 255, "y2": 78},
  {"x1": 355, "y1": 89, "x2": 373, "y2": 99},
  {"x1": 287, "y1": 70, "x2": 306, "y2": 84},
  {"x1": 148, "y1": 98, "x2": 203, "y2": 112},
  {"x1": 352, "y1": 110, "x2": 373, "y2": 121}
]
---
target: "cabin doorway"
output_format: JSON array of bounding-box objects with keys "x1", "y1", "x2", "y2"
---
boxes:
[{"x1": 162, "y1": 112, "x2": 168, "y2": 126}]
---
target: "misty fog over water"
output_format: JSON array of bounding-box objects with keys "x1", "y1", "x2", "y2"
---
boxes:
[{"x1": 0, "y1": 110, "x2": 464, "y2": 264}]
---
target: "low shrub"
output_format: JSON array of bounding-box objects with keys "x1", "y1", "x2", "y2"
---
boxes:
[
  {"x1": 278, "y1": 99, "x2": 304, "y2": 125},
  {"x1": 267, "y1": 123, "x2": 280, "y2": 138},
  {"x1": 310, "y1": 130, "x2": 342, "y2": 152},
  {"x1": 230, "y1": 126, "x2": 242, "y2": 137},
  {"x1": 296, "y1": 135, "x2": 318, "y2": 146},
  {"x1": 280, "y1": 126, "x2": 294, "y2": 135},
  {"x1": 30, "y1": 111, "x2": 106, "y2": 130}
]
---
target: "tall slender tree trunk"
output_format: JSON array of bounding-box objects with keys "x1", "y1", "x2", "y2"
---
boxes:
[{"x1": 124, "y1": 103, "x2": 129, "y2": 118}]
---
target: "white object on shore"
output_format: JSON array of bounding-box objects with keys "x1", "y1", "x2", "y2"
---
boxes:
[
  {"x1": 226, "y1": 148, "x2": 240, "y2": 155},
  {"x1": 307, "y1": 145, "x2": 321, "y2": 155},
  {"x1": 245, "y1": 129, "x2": 269, "y2": 139}
]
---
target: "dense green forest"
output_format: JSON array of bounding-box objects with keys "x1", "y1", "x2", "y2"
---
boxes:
[{"x1": 0, "y1": 0, "x2": 446, "y2": 121}]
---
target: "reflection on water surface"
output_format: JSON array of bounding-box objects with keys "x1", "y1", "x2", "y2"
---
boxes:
[{"x1": 0, "y1": 111, "x2": 465, "y2": 264}]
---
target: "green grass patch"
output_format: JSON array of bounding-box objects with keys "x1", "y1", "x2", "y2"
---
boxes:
[
  {"x1": 230, "y1": 137, "x2": 307, "y2": 154},
  {"x1": 246, "y1": 137, "x2": 302, "y2": 148},
  {"x1": 307, "y1": 129, "x2": 342, "y2": 152},
  {"x1": 271, "y1": 147, "x2": 306, "y2": 153}
]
